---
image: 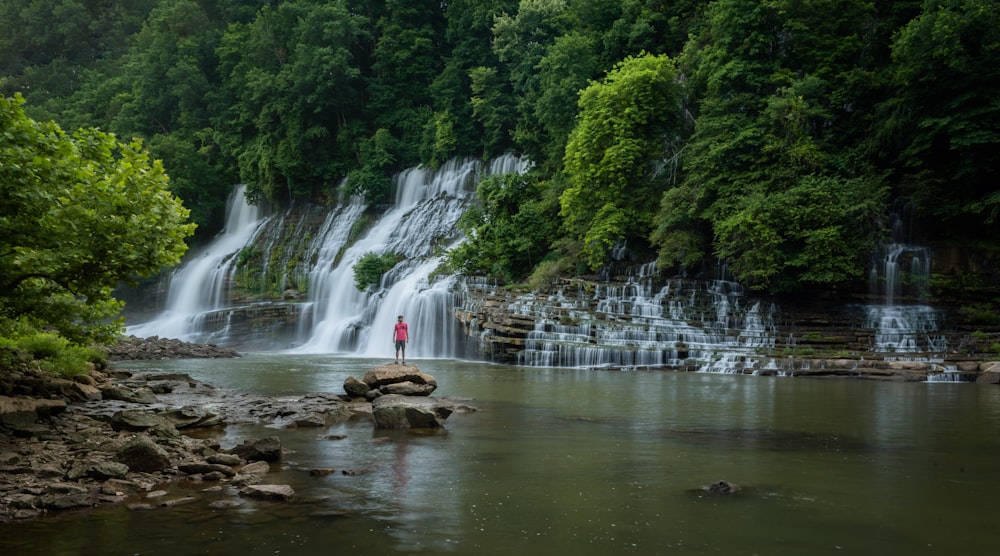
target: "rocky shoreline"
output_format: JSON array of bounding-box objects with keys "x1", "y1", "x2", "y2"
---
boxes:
[
  {"x1": 3, "y1": 334, "x2": 997, "y2": 523},
  {"x1": 0, "y1": 336, "x2": 474, "y2": 523}
]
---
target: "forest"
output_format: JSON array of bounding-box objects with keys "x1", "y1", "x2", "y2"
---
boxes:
[{"x1": 2, "y1": 0, "x2": 998, "y2": 297}]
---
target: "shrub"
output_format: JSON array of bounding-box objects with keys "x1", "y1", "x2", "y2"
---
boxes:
[
  {"x1": 0, "y1": 319, "x2": 105, "y2": 377},
  {"x1": 353, "y1": 251, "x2": 401, "y2": 291}
]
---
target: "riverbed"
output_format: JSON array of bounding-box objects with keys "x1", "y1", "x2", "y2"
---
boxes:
[{"x1": 2, "y1": 354, "x2": 998, "y2": 555}]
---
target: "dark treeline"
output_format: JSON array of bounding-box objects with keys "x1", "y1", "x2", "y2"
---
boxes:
[{"x1": 2, "y1": 0, "x2": 998, "y2": 294}]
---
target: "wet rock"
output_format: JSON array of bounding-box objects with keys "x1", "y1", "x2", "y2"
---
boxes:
[
  {"x1": 109, "y1": 410, "x2": 175, "y2": 432},
  {"x1": 239, "y1": 484, "x2": 295, "y2": 501},
  {"x1": 380, "y1": 381, "x2": 437, "y2": 396},
  {"x1": 100, "y1": 479, "x2": 145, "y2": 496},
  {"x1": 228, "y1": 437, "x2": 282, "y2": 462},
  {"x1": 178, "y1": 462, "x2": 236, "y2": 477},
  {"x1": 208, "y1": 499, "x2": 243, "y2": 509},
  {"x1": 343, "y1": 376, "x2": 370, "y2": 398},
  {"x1": 341, "y1": 467, "x2": 372, "y2": 476},
  {"x1": 162, "y1": 406, "x2": 224, "y2": 429},
  {"x1": 67, "y1": 461, "x2": 129, "y2": 481},
  {"x1": 116, "y1": 435, "x2": 171, "y2": 473},
  {"x1": 99, "y1": 386, "x2": 159, "y2": 404},
  {"x1": 977, "y1": 362, "x2": 1000, "y2": 384},
  {"x1": 206, "y1": 453, "x2": 243, "y2": 466},
  {"x1": 309, "y1": 468, "x2": 336, "y2": 477},
  {"x1": 371, "y1": 394, "x2": 452, "y2": 429},
  {"x1": 104, "y1": 335, "x2": 240, "y2": 361},
  {"x1": 0, "y1": 396, "x2": 67, "y2": 428},
  {"x1": 238, "y1": 460, "x2": 272, "y2": 476},
  {"x1": 361, "y1": 366, "x2": 437, "y2": 395},
  {"x1": 706, "y1": 480, "x2": 740, "y2": 495}
]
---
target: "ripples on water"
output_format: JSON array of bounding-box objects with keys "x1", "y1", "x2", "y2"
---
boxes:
[{"x1": 2, "y1": 355, "x2": 999, "y2": 556}]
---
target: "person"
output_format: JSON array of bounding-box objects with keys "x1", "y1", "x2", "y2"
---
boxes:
[{"x1": 393, "y1": 315, "x2": 409, "y2": 364}]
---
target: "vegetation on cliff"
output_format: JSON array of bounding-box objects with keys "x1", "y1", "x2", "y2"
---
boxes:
[
  {"x1": 2, "y1": 0, "x2": 999, "y2": 297},
  {"x1": 0, "y1": 95, "x2": 194, "y2": 371}
]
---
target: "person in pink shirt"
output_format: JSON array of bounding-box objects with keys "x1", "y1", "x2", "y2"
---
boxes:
[{"x1": 393, "y1": 315, "x2": 409, "y2": 364}]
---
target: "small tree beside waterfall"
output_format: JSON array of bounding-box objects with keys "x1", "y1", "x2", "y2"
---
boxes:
[
  {"x1": 0, "y1": 95, "x2": 195, "y2": 371},
  {"x1": 354, "y1": 252, "x2": 402, "y2": 291}
]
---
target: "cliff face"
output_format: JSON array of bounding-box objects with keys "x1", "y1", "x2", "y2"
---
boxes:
[
  {"x1": 120, "y1": 196, "x2": 1000, "y2": 379},
  {"x1": 453, "y1": 269, "x2": 1000, "y2": 383}
]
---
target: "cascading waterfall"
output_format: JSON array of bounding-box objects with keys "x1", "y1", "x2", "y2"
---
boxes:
[
  {"x1": 864, "y1": 228, "x2": 946, "y2": 357},
  {"x1": 291, "y1": 155, "x2": 530, "y2": 357},
  {"x1": 126, "y1": 156, "x2": 529, "y2": 356},
  {"x1": 127, "y1": 185, "x2": 268, "y2": 342},
  {"x1": 505, "y1": 263, "x2": 778, "y2": 371}
]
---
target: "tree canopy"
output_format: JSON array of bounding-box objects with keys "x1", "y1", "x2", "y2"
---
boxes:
[
  {"x1": 2, "y1": 0, "x2": 998, "y2": 294},
  {"x1": 0, "y1": 94, "x2": 195, "y2": 344}
]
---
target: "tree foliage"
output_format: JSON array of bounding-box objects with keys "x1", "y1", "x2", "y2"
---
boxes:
[
  {"x1": 0, "y1": 94, "x2": 195, "y2": 344},
  {"x1": 880, "y1": 0, "x2": 1000, "y2": 231},
  {"x1": 561, "y1": 53, "x2": 682, "y2": 269},
  {"x1": 447, "y1": 171, "x2": 559, "y2": 281},
  {"x1": 2, "y1": 0, "x2": 998, "y2": 295}
]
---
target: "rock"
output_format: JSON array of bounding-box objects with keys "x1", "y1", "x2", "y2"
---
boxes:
[
  {"x1": 208, "y1": 499, "x2": 243, "y2": 509},
  {"x1": 100, "y1": 386, "x2": 160, "y2": 404},
  {"x1": 100, "y1": 479, "x2": 145, "y2": 496},
  {"x1": 706, "y1": 480, "x2": 740, "y2": 495},
  {"x1": 977, "y1": 362, "x2": 1000, "y2": 384},
  {"x1": 238, "y1": 460, "x2": 272, "y2": 475},
  {"x1": 362, "y1": 366, "x2": 437, "y2": 393},
  {"x1": 206, "y1": 453, "x2": 243, "y2": 466},
  {"x1": 162, "y1": 406, "x2": 224, "y2": 429},
  {"x1": 177, "y1": 462, "x2": 237, "y2": 477},
  {"x1": 343, "y1": 376, "x2": 370, "y2": 398},
  {"x1": 371, "y1": 394, "x2": 452, "y2": 429},
  {"x1": 0, "y1": 396, "x2": 67, "y2": 428},
  {"x1": 109, "y1": 410, "x2": 175, "y2": 432},
  {"x1": 67, "y1": 461, "x2": 129, "y2": 481},
  {"x1": 104, "y1": 335, "x2": 240, "y2": 361},
  {"x1": 309, "y1": 468, "x2": 336, "y2": 476},
  {"x1": 380, "y1": 381, "x2": 436, "y2": 396},
  {"x1": 239, "y1": 484, "x2": 295, "y2": 501},
  {"x1": 116, "y1": 435, "x2": 172, "y2": 473},
  {"x1": 228, "y1": 437, "x2": 282, "y2": 462}
]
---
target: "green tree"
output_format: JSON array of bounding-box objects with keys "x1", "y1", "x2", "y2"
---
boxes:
[
  {"x1": 655, "y1": 0, "x2": 889, "y2": 290},
  {"x1": 448, "y1": 171, "x2": 559, "y2": 281},
  {"x1": 0, "y1": 94, "x2": 195, "y2": 344},
  {"x1": 218, "y1": 0, "x2": 367, "y2": 204},
  {"x1": 880, "y1": 0, "x2": 1000, "y2": 235},
  {"x1": 561, "y1": 52, "x2": 683, "y2": 269}
]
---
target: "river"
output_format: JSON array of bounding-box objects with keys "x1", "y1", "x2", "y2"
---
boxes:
[{"x1": 2, "y1": 354, "x2": 998, "y2": 555}]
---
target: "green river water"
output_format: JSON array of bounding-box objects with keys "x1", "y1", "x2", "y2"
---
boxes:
[{"x1": 2, "y1": 354, "x2": 998, "y2": 555}]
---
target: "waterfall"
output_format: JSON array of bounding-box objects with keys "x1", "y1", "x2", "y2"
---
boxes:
[
  {"x1": 291, "y1": 155, "x2": 530, "y2": 357},
  {"x1": 503, "y1": 272, "x2": 778, "y2": 371},
  {"x1": 125, "y1": 156, "x2": 529, "y2": 355},
  {"x1": 126, "y1": 185, "x2": 268, "y2": 342},
  {"x1": 864, "y1": 212, "x2": 945, "y2": 356}
]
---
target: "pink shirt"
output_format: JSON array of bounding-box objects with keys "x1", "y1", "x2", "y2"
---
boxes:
[{"x1": 394, "y1": 322, "x2": 409, "y2": 341}]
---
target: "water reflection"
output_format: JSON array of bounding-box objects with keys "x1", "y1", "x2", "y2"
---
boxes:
[{"x1": 2, "y1": 356, "x2": 999, "y2": 555}]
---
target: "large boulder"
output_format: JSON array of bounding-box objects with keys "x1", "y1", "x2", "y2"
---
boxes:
[
  {"x1": 371, "y1": 394, "x2": 453, "y2": 429},
  {"x1": 345, "y1": 365, "x2": 437, "y2": 399},
  {"x1": 116, "y1": 435, "x2": 172, "y2": 473}
]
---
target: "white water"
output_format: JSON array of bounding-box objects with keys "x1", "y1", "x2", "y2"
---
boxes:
[
  {"x1": 865, "y1": 241, "x2": 945, "y2": 355},
  {"x1": 291, "y1": 155, "x2": 529, "y2": 357},
  {"x1": 128, "y1": 156, "x2": 530, "y2": 357},
  {"x1": 471, "y1": 271, "x2": 779, "y2": 370},
  {"x1": 127, "y1": 185, "x2": 268, "y2": 342}
]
